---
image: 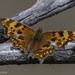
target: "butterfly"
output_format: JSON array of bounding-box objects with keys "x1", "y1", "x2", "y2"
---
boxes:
[{"x1": 0, "y1": 18, "x2": 75, "y2": 62}]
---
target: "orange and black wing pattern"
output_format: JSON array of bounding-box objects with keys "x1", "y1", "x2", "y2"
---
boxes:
[
  {"x1": 10, "y1": 37, "x2": 32, "y2": 52},
  {"x1": 29, "y1": 40, "x2": 55, "y2": 61},
  {"x1": 0, "y1": 18, "x2": 34, "y2": 37},
  {"x1": 1, "y1": 18, "x2": 75, "y2": 62},
  {"x1": 43, "y1": 31, "x2": 75, "y2": 48},
  {"x1": 0, "y1": 18, "x2": 34, "y2": 52}
]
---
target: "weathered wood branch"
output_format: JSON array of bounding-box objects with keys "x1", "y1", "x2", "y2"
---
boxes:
[
  {"x1": 11, "y1": 0, "x2": 75, "y2": 26},
  {"x1": 0, "y1": 0, "x2": 75, "y2": 64}
]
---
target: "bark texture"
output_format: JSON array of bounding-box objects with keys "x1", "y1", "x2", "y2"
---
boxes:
[{"x1": 11, "y1": 0, "x2": 75, "y2": 26}]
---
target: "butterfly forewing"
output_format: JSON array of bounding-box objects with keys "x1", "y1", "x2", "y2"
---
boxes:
[
  {"x1": 0, "y1": 18, "x2": 34, "y2": 52},
  {"x1": 0, "y1": 18, "x2": 34, "y2": 37},
  {"x1": 43, "y1": 31, "x2": 75, "y2": 48}
]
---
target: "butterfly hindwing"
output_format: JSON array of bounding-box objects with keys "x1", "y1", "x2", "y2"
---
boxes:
[
  {"x1": 29, "y1": 40, "x2": 55, "y2": 61},
  {"x1": 10, "y1": 37, "x2": 32, "y2": 52}
]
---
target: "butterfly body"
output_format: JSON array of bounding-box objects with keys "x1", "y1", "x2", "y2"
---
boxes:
[{"x1": 0, "y1": 18, "x2": 75, "y2": 62}]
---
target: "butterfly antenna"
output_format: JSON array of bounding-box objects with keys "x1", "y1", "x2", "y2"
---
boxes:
[{"x1": 37, "y1": 28, "x2": 42, "y2": 33}]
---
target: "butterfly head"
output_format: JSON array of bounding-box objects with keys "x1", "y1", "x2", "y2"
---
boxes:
[
  {"x1": 32, "y1": 28, "x2": 43, "y2": 42},
  {"x1": 36, "y1": 28, "x2": 42, "y2": 33}
]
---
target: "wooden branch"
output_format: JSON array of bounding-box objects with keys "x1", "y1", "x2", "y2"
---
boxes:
[
  {"x1": 11, "y1": 0, "x2": 75, "y2": 26},
  {"x1": 0, "y1": 0, "x2": 75, "y2": 64}
]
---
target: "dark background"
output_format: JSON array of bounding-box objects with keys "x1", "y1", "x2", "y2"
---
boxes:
[{"x1": 0, "y1": 0, "x2": 75, "y2": 75}]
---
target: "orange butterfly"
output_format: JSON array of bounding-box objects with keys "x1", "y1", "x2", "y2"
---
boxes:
[{"x1": 0, "y1": 18, "x2": 75, "y2": 62}]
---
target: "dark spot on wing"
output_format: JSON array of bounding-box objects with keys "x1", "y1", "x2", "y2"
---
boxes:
[
  {"x1": 18, "y1": 36, "x2": 24, "y2": 40},
  {"x1": 22, "y1": 28, "x2": 24, "y2": 30},
  {"x1": 46, "y1": 44, "x2": 49, "y2": 47},
  {"x1": 52, "y1": 32, "x2": 55, "y2": 34},
  {"x1": 43, "y1": 45, "x2": 46, "y2": 47},
  {"x1": 58, "y1": 31, "x2": 64, "y2": 37},
  {"x1": 51, "y1": 38, "x2": 55, "y2": 41},
  {"x1": 24, "y1": 25, "x2": 26, "y2": 28},
  {"x1": 68, "y1": 31, "x2": 73, "y2": 39},
  {"x1": 58, "y1": 39, "x2": 61, "y2": 41},
  {"x1": 11, "y1": 27, "x2": 13, "y2": 29},
  {"x1": 13, "y1": 30, "x2": 15, "y2": 32},
  {"x1": 52, "y1": 32, "x2": 56, "y2": 36},
  {"x1": 43, "y1": 44, "x2": 49, "y2": 47},
  {"x1": 63, "y1": 38, "x2": 65, "y2": 40},
  {"x1": 52, "y1": 34, "x2": 55, "y2": 36},
  {"x1": 17, "y1": 30, "x2": 22, "y2": 34},
  {"x1": 15, "y1": 23, "x2": 21, "y2": 27}
]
